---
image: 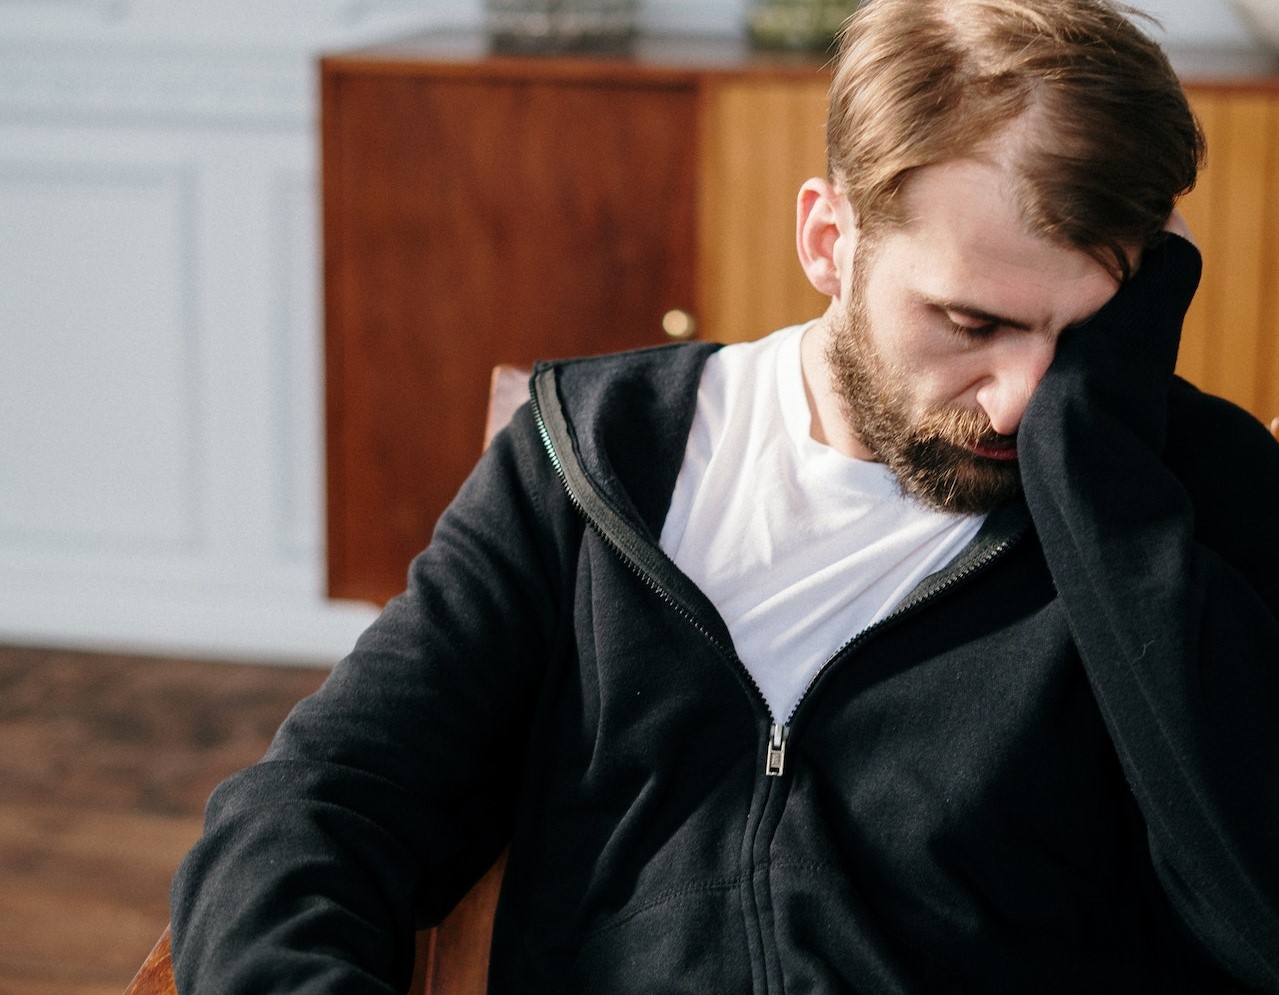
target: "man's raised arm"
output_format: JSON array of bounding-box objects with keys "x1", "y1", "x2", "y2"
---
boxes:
[{"x1": 1019, "y1": 232, "x2": 1279, "y2": 988}]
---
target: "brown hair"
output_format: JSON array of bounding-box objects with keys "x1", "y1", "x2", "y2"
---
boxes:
[{"x1": 826, "y1": 0, "x2": 1205, "y2": 278}]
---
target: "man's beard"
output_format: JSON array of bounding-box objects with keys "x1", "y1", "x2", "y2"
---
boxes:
[{"x1": 824, "y1": 264, "x2": 1022, "y2": 515}]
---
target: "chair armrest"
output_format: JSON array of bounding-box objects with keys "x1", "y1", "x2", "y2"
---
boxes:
[{"x1": 124, "y1": 925, "x2": 178, "y2": 995}]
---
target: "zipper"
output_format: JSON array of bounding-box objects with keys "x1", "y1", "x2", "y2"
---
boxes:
[
  {"x1": 529, "y1": 373, "x2": 778, "y2": 751},
  {"x1": 530, "y1": 368, "x2": 1024, "y2": 778},
  {"x1": 781, "y1": 525, "x2": 1022, "y2": 732},
  {"x1": 531, "y1": 383, "x2": 738, "y2": 660},
  {"x1": 758, "y1": 530, "x2": 1017, "y2": 780},
  {"x1": 765, "y1": 723, "x2": 788, "y2": 777},
  {"x1": 530, "y1": 365, "x2": 1025, "y2": 995}
]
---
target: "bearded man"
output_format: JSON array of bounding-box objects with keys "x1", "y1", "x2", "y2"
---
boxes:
[{"x1": 170, "y1": 0, "x2": 1279, "y2": 991}]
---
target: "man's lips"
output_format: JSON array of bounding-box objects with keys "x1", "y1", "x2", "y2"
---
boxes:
[{"x1": 967, "y1": 439, "x2": 1019, "y2": 461}]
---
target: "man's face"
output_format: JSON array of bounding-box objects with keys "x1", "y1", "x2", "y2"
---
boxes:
[{"x1": 824, "y1": 156, "x2": 1125, "y2": 514}]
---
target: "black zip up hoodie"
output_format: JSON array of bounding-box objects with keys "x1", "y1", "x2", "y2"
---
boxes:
[{"x1": 170, "y1": 236, "x2": 1279, "y2": 993}]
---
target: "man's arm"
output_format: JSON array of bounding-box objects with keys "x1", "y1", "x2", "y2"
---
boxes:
[
  {"x1": 1018, "y1": 233, "x2": 1279, "y2": 989},
  {"x1": 168, "y1": 400, "x2": 577, "y2": 994}
]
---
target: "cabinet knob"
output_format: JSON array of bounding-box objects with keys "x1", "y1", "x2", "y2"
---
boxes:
[{"x1": 661, "y1": 308, "x2": 697, "y2": 340}]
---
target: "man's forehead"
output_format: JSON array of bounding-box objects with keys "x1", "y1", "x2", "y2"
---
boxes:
[{"x1": 870, "y1": 175, "x2": 1123, "y2": 335}]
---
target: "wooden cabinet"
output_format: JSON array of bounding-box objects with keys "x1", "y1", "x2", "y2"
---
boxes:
[
  {"x1": 1178, "y1": 77, "x2": 1279, "y2": 426},
  {"x1": 322, "y1": 34, "x2": 828, "y2": 603},
  {"x1": 322, "y1": 35, "x2": 1278, "y2": 605}
]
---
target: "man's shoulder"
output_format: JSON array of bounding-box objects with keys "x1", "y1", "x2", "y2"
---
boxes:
[{"x1": 531, "y1": 340, "x2": 722, "y2": 535}]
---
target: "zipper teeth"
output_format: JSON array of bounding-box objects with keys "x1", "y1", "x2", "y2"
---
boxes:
[
  {"x1": 532, "y1": 381, "x2": 1019, "y2": 734},
  {"x1": 530, "y1": 388, "x2": 771, "y2": 708},
  {"x1": 784, "y1": 535, "x2": 1016, "y2": 726}
]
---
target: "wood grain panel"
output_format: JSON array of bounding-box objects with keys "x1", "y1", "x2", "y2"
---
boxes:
[
  {"x1": 1179, "y1": 87, "x2": 1279, "y2": 424},
  {"x1": 1264, "y1": 104, "x2": 1279, "y2": 425},
  {"x1": 699, "y1": 77, "x2": 829, "y2": 344},
  {"x1": 1218, "y1": 95, "x2": 1273, "y2": 415},
  {"x1": 323, "y1": 68, "x2": 699, "y2": 603},
  {"x1": 1177, "y1": 91, "x2": 1222, "y2": 392}
]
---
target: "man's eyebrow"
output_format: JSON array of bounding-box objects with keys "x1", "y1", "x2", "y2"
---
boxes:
[{"x1": 936, "y1": 299, "x2": 1035, "y2": 332}]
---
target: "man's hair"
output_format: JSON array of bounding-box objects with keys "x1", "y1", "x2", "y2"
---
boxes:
[{"x1": 826, "y1": 0, "x2": 1205, "y2": 278}]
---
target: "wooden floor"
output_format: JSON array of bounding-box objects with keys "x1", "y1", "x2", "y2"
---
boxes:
[{"x1": 0, "y1": 644, "x2": 329, "y2": 995}]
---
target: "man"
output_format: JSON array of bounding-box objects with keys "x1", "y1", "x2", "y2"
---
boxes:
[{"x1": 170, "y1": 0, "x2": 1279, "y2": 991}]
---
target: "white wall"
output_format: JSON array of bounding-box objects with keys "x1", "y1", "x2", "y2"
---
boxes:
[
  {"x1": 0, "y1": 0, "x2": 1265, "y2": 666},
  {"x1": 1090, "y1": 0, "x2": 1257, "y2": 48}
]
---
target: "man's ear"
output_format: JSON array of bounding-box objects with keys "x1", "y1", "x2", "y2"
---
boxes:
[{"x1": 797, "y1": 178, "x2": 855, "y2": 299}]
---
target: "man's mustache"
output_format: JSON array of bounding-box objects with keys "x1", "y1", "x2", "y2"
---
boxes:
[{"x1": 913, "y1": 407, "x2": 1014, "y2": 451}]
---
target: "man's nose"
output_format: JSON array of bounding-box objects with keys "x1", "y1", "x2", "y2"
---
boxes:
[{"x1": 974, "y1": 338, "x2": 1057, "y2": 437}]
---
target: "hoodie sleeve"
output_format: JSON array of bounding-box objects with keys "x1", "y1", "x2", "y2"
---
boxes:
[
  {"x1": 167, "y1": 398, "x2": 579, "y2": 994},
  {"x1": 1018, "y1": 234, "x2": 1279, "y2": 989}
]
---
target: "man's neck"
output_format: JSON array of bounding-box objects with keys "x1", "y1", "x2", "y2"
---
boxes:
[{"x1": 800, "y1": 314, "x2": 878, "y2": 462}]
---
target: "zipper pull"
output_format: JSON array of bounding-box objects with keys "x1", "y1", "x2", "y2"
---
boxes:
[{"x1": 765, "y1": 723, "x2": 789, "y2": 777}]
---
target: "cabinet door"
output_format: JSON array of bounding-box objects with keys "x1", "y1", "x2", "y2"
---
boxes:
[
  {"x1": 324, "y1": 68, "x2": 699, "y2": 603},
  {"x1": 699, "y1": 77, "x2": 829, "y2": 344},
  {"x1": 1178, "y1": 85, "x2": 1279, "y2": 426}
]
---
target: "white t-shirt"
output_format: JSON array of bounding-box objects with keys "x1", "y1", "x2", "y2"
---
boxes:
[{"x1": 659, "y1": 324, "x2": 985, "y2": 722}]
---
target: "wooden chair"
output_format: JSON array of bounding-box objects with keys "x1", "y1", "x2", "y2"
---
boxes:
[{"x1": 125, "y1": 366, "x2": 531, "y2": 995}]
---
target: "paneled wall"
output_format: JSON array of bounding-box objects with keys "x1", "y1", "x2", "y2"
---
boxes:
[
  {"x1": 0, "y1": 1, "x2": 1270, "y2": 663},
  {"x1": 0, "y1": 4, "x2": 459, "y2": 663}
]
